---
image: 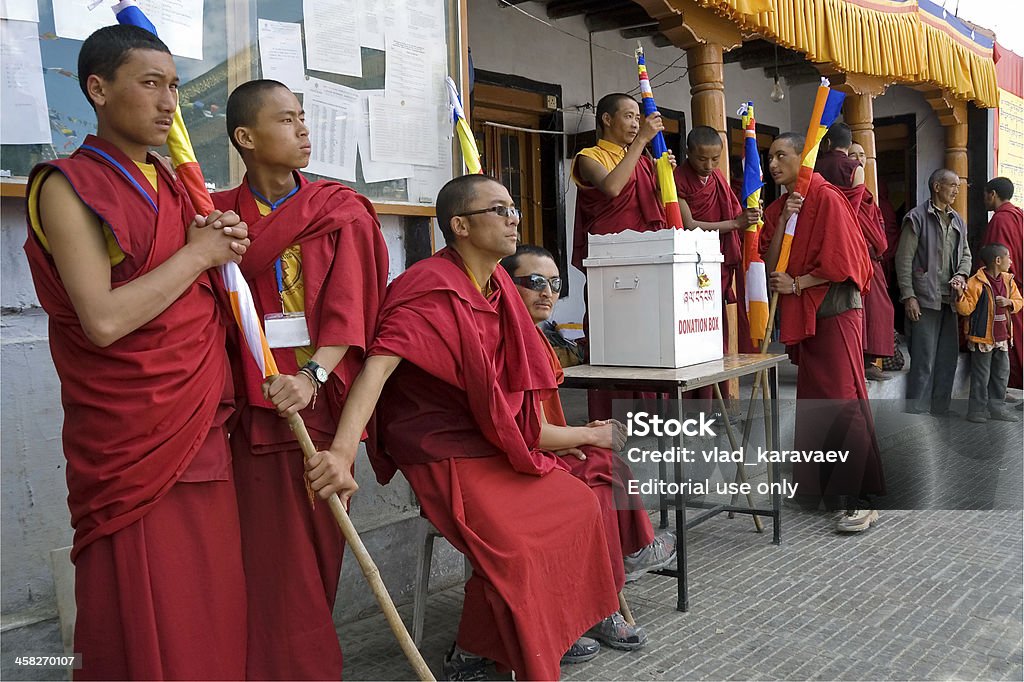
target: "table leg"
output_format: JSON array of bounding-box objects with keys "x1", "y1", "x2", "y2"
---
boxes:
[
  {"x1": 658, "y1": 394, "x2": 669, "y2": 530},
  {"x1": 713, "y1": 382, "x2": 763, "y2": 532},
  {"x1": 676, "y1": 385, "x2": 688, "y2": 612},
  {"x1": 769, "y1": 364, "x2": 782, "y2": 545}
]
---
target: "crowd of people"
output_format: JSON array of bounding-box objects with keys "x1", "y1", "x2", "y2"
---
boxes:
[{"x1": 23, "y1": 24, "x2": 1022, "y2": 682}]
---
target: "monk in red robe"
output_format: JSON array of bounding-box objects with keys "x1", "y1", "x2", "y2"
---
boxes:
[
  {"x1": 212, "y1": 80, "x2": 389, "y2": 680},
  {"x1": 572, "y1": 93, "x2": 682, "y2": 419},
  {"x1": 983, "y1": 178, "x2": 1024, "y2": 391},
  {"x1": 761, "y1": 133, "x2": 885, "y2": 533},
  {"x1": 306, "y1": 176, "x2": 618, "y2": 680},
  {"x1": 499, "y1": 244, "x2": 679, "y2": 649},
  {"x1": 674, "y1": 126, "x2": 761, "y2": 361},
  {"x1": 23, "y1": 26, "x2": 249, "y2": 680},
  {"x1": 816, "y1": 124, "x2": 895, "y2": 379}
]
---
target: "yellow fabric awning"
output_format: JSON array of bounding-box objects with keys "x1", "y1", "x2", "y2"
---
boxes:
[{"x1": 683, "y1": 0, "x2": 999, "y2": 108}]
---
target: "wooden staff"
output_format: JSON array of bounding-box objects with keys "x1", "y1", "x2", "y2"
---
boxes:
[{"x1": 287, "y1": 413, "x2": 436, "y2": 682}]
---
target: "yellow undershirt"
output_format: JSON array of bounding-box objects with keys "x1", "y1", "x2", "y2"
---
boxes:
[
  {"x1": 571, "y1": 138, "x2": 627, "y2": 188},
  {"x1": 29, "y1": 161, "x2": 159, "y2": 265},
  {"x1": 255, "y1": 198, "x2": 312, "y2": 366}
]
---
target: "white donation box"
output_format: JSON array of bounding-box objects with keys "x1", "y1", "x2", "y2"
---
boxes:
[{"x1": 583, "y1": 228, "x2": 724, "y2": 368}]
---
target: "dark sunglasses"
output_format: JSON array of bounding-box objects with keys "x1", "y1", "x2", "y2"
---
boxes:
[
  {"x1": 456, "y1": 205, "x2": 521, "y2": 220},
  {"x1": 513, "y1": 274, "x2": 562, "y2": 293}
]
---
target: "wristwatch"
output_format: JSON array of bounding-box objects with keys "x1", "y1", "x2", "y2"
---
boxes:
[{"x1": 302, "y1": 360, "x2": 329, "y2": 387}]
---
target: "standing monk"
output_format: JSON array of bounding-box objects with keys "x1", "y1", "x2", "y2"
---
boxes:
[
  {"x1": 761, "y1": 133, "x2": 885, "y2": 533},
  {"x1": 212, "y1": 80, "x2": 389, "y2": 680},
  {"x1": 23, "y1": 25, "x2": 250, "y2": 679},
  {"x1": 816, "y1": 123, "x2": 895, "y2": 380},
  {"x1": 572, "y1": 93, "x2": 681, "y2": 419},
  {"x1": 306, "y1": 175, "x2": 618, "y2": 681},
  {"x1": 983, "y1": 177, "x2": 1023, "y2": 391},
  {"x1": 674, "y1": 125, "x2": 761, "y2": 359}
]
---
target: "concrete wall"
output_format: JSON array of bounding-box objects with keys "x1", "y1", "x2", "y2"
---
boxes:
[
  {"x1": 873, "y1": 85, "x2": 946, "y2": 206},
  {"x1": 467, "y1": 0, "x2": 794, "y2": 331}
]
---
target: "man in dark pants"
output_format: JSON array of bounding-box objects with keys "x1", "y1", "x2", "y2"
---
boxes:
[{"x1": 895, "y1": 168, "x2": 973, "y2": 415}]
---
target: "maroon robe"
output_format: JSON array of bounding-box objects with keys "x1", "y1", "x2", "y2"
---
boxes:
[
  {"x1": 24, "y1": 135, "x2": 245, "y2": 680},
  {"x1": 761, "y1": 173, "x2": 884, "y2": 501},
  {"x1": 572, "y1": 155, "x2": 666, "y2": 270},
  {"x1": 538, "y1": 327, "x2": 655, "y2": 590},
  {"x1": 369, "y1": 248, "x2": 618, "y2": 680},
  {"x1": 986, "y1": 202, "x2": 1024, "y2": 388},
  {"x1": 212, "y1": 175, "x2": 388, "y2": 680}
]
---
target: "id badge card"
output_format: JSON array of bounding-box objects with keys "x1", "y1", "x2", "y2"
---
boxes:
[{"x1": 264, "y1": 312, "x2": 311, "y2": 348}]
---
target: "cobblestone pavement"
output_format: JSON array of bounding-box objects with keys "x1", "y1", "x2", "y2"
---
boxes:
[{"x1": 337, "y1": 509, "x2": 1023, "y2": 681}]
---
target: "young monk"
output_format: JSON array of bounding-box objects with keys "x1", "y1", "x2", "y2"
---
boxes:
[
  {"x1": 306, "y1": 175, "x2": 619, "y2": 681},
  {"x1": 983, "y1": 177, "x2": 1023, "y2": 391},
  {"x1": 761, "y1": 133, "x2": 885, "y2": 533},
  {"x1": 212, "y1": 79, "x2": 389, "y2": 680},
  {"x1": 674, "y1": 126, "x2": 761, "y2": 356},
  {"x1": 23, "y1": 24, "x2": 250, "y2": 679}
]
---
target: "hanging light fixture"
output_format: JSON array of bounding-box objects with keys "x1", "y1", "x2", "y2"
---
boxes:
[{"x1": 770, "y1": 43, "x2": 785, "y2": 103}]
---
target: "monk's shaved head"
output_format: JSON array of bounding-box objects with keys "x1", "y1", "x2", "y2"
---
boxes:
[
  {"x1": 436, "y1": 174, "x2": 506, "y2": 244},
  {"x1": 226, "y1": 79, "x2": 291, "y2": 152},
  {"x1": 686, "y1": 126, "x2": 722, "y2": 151},
  {"x1": 774, "y1": 132, "x2": 805, "y2": 154}
]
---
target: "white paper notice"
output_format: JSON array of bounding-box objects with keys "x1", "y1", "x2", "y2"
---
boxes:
[
  {"x1": 385, "y1": 35, "x2": 435, "y2": 103},
  {"x1": 51, "y1": 0, "x2": 112, "y2": 40},
  {"x1": 303, "y1": 0, "x2": 361, "y2": 77},
  {"x1": 357, "y1": 0, "x2": 403, "y2": 51},
  {"x1": 1, "y1": 0, "x2": 38, "y2": 22},
  {"x1": 51, "y1": 0, "x2": 203, "y2": 60},
  {"x1": 356, "y1": 90, "x2": 414, "y2": 183},
  {"x1": 258, "y1": 19, "x2": 306, "y2": 93},
  {"x1": 143, "y1": 0, "x2": 204, "y2": 61},
  {"x1": 304, "y1": 77, "x2": 360, "y2": 182},
  {"x1": 1, "y1": 19, "x2": 51, "y2": 145},
  {"x1": 368, "y1": 95, "x2": 438, "y2": 167}
]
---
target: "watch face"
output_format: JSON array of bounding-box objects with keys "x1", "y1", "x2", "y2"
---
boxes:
[{"x1": 315, "y1": 367, "x2": 329, "y2": 384}]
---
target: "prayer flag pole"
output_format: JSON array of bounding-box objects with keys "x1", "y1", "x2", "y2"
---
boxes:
[
  {"x1": 112, "y1": 3, "x2": 433, "y2": 679},
  {"x1": 636, "y1": 44, "x2": 683, "y2": 228}
]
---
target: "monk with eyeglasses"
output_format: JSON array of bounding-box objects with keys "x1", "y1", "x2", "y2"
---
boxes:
[{"x1": 306, "y1": 175, "x2": 621, "y2": 680}]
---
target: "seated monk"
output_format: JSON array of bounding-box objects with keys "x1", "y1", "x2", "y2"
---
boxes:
[
  {"x1": 500, "y1": 244, "x2": 678, "y2": 650},
  {"x1": 305, "y1": 175, "x2": 621, "y2": 681},
  {"x1": 816, "y1": 124, "x2": 895, "y2": 380}
]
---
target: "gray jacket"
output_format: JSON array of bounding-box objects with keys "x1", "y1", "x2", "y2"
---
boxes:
[{"x1": 895, "y1": 201, "x2": 972, "y2": 310}]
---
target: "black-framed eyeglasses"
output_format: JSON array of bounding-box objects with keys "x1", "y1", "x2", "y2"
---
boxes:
[
  {"x1": 456, "y1": 205, "x2": 521, "y2": 220},
  {"x1": 513, "y1": 274, "x2": 562, "y2": 293}
]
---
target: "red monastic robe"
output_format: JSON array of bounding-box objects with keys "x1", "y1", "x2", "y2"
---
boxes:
[
  {"x1": 212, "y1": 174, "x2": 388, "y2": 680},
  {"x1": 369, "y1": 248, "x2": 618, "y2": 680},
  {"x1": 24, "y1": 135, "x2": 245, "y2": 680},
  {"x1": 573, "y1": 154, "x2": 666, "y2": 419},
  {"x1": 986, "y1": 202, "x2": 1024, "y2": 388},
  {"x1": 815, "y1": 152, "x2": 894, "y2": 357},
  {"x1": 538, "y1": 328, "x2": 655, "y2": 590},
  {"x1": 571, "y1": 155, "x2": 666, "y2": 270},
  {"x1": 761, "y1": 173, "x2": 885, "y2": 500}
]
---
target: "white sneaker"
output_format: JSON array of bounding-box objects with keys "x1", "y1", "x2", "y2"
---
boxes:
[{"x1": 835, "y1": 509, "x2": 879, "y2": 533}]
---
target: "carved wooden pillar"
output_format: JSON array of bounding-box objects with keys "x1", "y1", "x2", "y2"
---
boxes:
[
  {"x1": 687, "y1": 43, "x2": 729, "y2": 181},
  {"x1": 945, "y1": 101, "x2": 969, "y2": 218},
  {"x1": 842, "y1": 94, "x2": 878, "y2": 198}
]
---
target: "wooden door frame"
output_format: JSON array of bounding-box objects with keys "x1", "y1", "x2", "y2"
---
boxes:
[{"x1": 873, "y1": 113, "x2": 917, "y2": 215}]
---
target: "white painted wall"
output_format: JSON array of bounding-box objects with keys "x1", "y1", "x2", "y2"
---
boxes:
[{"x1": 468, "y1": 0, "x2": 793, "y2": 332}]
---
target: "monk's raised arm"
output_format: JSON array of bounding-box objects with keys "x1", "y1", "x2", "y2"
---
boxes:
[
  {"x1": 307, "y1": 353, "x2": 402, "y2": 501},
  {"x1": 39, "y1": 172, "x2": 249, "y2": 347}
]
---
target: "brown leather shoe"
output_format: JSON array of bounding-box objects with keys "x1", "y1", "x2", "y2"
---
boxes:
[{"x1": 865, "y1": 364, "x2": 892, "y2": 381}]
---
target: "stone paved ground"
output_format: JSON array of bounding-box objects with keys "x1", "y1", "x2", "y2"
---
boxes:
[{"x1": 338, "y1": 509, "x2": 1023, "y2": 681}]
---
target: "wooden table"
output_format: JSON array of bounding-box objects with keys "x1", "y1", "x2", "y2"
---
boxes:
[{"x1": 561, "y1": 354, "x2": 788, "y2": 612}]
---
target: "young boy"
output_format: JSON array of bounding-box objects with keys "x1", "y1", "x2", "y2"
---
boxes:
[
  {"x1": 23, "y1": 24, "x2": 250, "y2": 679},
  {"x1": 212, "y1": 79, "x2": 389, "y2": 680},
  {"x1": 956, "y1": 243, "x2": 1023, "y2": 423}
]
